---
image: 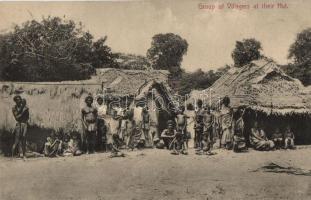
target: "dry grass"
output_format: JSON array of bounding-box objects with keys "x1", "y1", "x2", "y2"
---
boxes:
[{"x1": 0, "y1": 82, "x2": 103, "y2": 154}]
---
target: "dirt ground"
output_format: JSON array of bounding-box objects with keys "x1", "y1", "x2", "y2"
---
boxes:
[{"x1": 1, "y1": 147, "x2": 311, "y2": 200}]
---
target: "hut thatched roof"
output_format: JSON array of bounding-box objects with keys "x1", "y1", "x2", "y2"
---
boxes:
[
  {"x1": 135, "y1": 80, "x2": 178, "y2": 112},
  {"x1": 95, "y1": 68, "x2": 169, "y2": 97},
  {"x1": 191, "y1": 59, "x2": 311, "y2": 114}
]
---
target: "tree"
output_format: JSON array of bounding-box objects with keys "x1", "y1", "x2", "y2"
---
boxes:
[
  {"x1": 0, "y1": 16, "x2": 115, "y2": 81},
  {"x1": 231, "y1": 38, "x2": 262, "y2": 67},
  {"x1": 284, "y1": 28, "x2": 311, "y2": 86},
  {"x1": 177, "y1": 65, "x2": 230, "y2": 96},
  {"x1": 146, "y1": 33, "x2": 188, "y2": 75},
  {"x1": 114, "y1": 53, "x2": 151, "y2": 70},
  {"x1": 288, "y1": 28, "x2": 311, "y2": 64}
]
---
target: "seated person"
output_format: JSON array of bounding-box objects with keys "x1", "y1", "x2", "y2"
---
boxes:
[
  {"x1": 109, "y1": 134, "x2": 125, "y2": 158},
  {"x1": 284, "y1": 126, "x2": 295, "y2": 149},
  {"x1": 271, "y1": 127, "x2": 283, "y2": 149},
  {"x1": 44, "y1": 134, "x2": 62, "y2": 157},
  {"x1": 250, "y1": 121, "x2": 274, "y2": 151},
  {"x1": 63, "y1": 132, "x2": 82, "y2": 156},
  {"x1": 159, "y1": 120, "x2": 177, "y2": 151}
]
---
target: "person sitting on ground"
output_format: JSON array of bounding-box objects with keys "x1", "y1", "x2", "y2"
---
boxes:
[
  {"x1": 109, "y1": 134, "x2": 125, "y2": 158},
  {"x1": 175, "y1": 106, "x2": 189, "y2": 155},
  {"x1": 232, "y1": 108, "x2": 247, "y2": 152},
  {"x1": 44, "y1": 132, "x2": 62, "y2": 157},
  {"x1": 284, "y1": 125, "x2": 296, "y2": 150},
  {"x1": 250, "y1": 121, "x2": 274, "y2": 151},
  {"x1": 160, "y1": 120, "x2": 177, "y2": 151},
  {"x1": 63, "y1": 132, "x2": 82, "y2": 156},
  {"x1": 271, "y1": 127, "x2": 283, "y2": 149}
]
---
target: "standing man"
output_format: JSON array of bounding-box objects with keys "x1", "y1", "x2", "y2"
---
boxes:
[
  {"x1": 81, "y1": 95, "x2": 97, "y2": 154},
  {"x1": 141, "y1": 106, "x2": 152, "y2": 147},
  {"x1": 194, "y1": 99, "x2": 205, "y2": 154},
  {"x1": 12, "y1": 95, "x2": 29, "y2": 159},
  {"x1": 203, "y1": 106, "x2": 214, "y2": 155}
]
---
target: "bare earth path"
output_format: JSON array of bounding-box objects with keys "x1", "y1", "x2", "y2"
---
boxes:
[{"x1": 1, "y1": 148, "x2": 311, "y2": 200}]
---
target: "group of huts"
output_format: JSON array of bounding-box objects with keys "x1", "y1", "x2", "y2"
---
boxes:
[
  {"x1": 0, "y1": 58, "x2": 310, "y2": 154},
  {"x1": 0, "y1": 68, "x2": 177, "y2": 154}
]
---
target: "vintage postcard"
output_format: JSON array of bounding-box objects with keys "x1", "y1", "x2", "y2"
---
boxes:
[{"x1": 0, "y1": 0, "x2": 310, "y2": 199}]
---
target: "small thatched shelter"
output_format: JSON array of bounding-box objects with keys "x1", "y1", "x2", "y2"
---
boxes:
[
  {"x1": 190, "y1": 59, "x2": 311, "y2": 144},
  {"x1": 132, "y1": 80, "x2": 178, "y2": 142}
]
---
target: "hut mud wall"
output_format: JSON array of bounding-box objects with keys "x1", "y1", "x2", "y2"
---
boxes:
[{"x1": 0, "y1": 82, "x2": 102, "y2": 155}]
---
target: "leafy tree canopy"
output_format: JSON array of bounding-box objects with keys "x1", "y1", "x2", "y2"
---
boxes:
[
  {"x1": 0, "y1": 16, "x2": 116, "y2": 81},
  {"x1": 177, "y1": 65, "x2": 230, "y2": 96},
  {"x1": 231, "y1": 38, "x2": 262, "y2": 67},
  {"x1": 147, "y1": 33, "x2": 188, "y2": 75},
  {"x1": 282, "y1": 28, "x2": 311, "y2": 86}
]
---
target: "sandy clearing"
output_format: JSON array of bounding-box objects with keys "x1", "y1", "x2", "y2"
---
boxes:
[{"x1": 0, "y1": 148, "x2": 311, "y2": 200}]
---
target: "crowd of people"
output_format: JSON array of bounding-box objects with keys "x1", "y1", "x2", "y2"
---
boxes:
[{"x1": 10, "y1": 94, "x2": 296, "y2": 159}]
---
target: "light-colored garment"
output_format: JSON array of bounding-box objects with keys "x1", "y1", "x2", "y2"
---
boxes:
[
  {"x1": 250, "y1": 128, "x2": 274, "y2": 150},
  {"x1": 220, "y1": 106, "x2": 233, "y2": 146},
  {"x1": 97, "y1": 104, "x2": 108, "y2": 119},
  {"x1": 105, "y1": 115, "x2": 120, "y2": 144},
  {"x1": 133, "y1": 107, "x2": 143, "y2": 123}
]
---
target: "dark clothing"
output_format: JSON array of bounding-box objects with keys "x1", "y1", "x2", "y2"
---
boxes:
[
  {"x1": 233, "y1": 118, "x2": 247, "y2": 152},
  {"x1": 12, "y1": 105, "x2": 29, "y2": 123},
  {"x1": 194, "y1": 108, "x2": 205, "y2": 149},
  {"x1": 97, "y1": 118, "x2": 107, "y2": 151}
]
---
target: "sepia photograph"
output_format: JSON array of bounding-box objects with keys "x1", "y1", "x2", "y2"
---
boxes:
[{"x1": 0, "y1": 0, "x2": 310, "y2": 199}]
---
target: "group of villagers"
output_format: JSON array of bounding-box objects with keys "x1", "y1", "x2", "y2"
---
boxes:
[{"x1": 10, "y1": 94, "x2": 296, "y2": 159}]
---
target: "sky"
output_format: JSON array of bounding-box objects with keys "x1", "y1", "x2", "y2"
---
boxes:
[{"x1": 0, "y1": 0, "x2": 310, "y2": 71}]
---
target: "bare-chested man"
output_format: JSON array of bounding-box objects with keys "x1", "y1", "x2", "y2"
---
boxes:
[
  {"x1": 12, "y1": 95, "x2": 29, "y2": 159},
  {"x1": 175, "y1": 106, "x2": 189, "y2": 154},
  {"x1": 194, "y1": 99, "x2": 205, "y2": 153},
  {"x1": 202, "y1": 106, "x2": 214, "y2": 155},
  {"x1": 81, "y1": 95, "x2": 97, "y2": 154}
]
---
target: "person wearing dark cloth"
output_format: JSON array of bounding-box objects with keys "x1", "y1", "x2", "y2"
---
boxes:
[
  {"x1": 232, "y1": 108, "x2": 247, "y2": 152},
  {"x1": 284, "y1": 125, "x2": 295, "y2": 149},
  {"x1": 202, "y1": 106, "x2": 214, "y2": 155},
  {"x1": 175, "y1": 106, "x2": 189, "y2": 155},
  {"x1": 220, "y1": 96, "x2": 234, "y2": 150},
  {"x1": 12, "y1": 96, "x2": 29, "y2": 159},
  {"x1": 194, "y1": 99, "x2": 205, "y2": 152},
  {"x1": 160, "y1": 120, "x2": 177, "y2": 151},
  {"x1": 271, "y1": 127, "x2": 283, "y2": 149},
  {"x1": 81, "y1": 95, "x2": 97, "y2": 154},
  {"x1": 96, "y1": 96, "x2": 108, "y2": 152}
]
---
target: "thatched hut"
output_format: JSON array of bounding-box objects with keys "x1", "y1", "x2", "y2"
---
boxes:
[
  {"x1": 134, "y1": 80, "x2": 178, "y2": 136},
  {"x1": 189, "y1": 59, "x2": 311, "y2": 144}
]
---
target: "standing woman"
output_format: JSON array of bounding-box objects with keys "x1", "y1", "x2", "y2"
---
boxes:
[
  {"x1": 95, "y1": 96, "x2": 108, "y2": 152},
  {"x1": 220, "y1": 96, "x2": 234, "y2": 150}
]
